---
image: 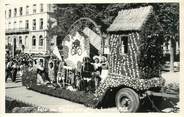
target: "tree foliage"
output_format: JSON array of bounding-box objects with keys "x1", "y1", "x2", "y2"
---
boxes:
[{"x1": 52, "y1": 3, "x2": 179, "y2": 44}]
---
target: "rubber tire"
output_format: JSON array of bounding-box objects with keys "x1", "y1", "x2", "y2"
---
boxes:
[{"x1": 115, "y1": 88, "x2": 140, "y2": 112}]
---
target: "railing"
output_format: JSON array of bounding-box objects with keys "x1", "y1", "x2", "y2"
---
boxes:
[
  {"x1": 6, "y1": 28, "x2": 29, "y2": 34},
  {"x1": 38, "y1": 46, "x2": 44, "y2": 49}
]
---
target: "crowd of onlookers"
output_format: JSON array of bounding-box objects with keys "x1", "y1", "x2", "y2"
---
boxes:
[
  {"x1": 5, "y1": 58, "x2": 25, "y2": 83},
  {"x1": 5, "y1": 53, "x2": 108, "y2": 93}
]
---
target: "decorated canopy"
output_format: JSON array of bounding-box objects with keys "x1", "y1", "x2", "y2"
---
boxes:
[
  {"x1": 107, "y1": 6, "x2": 153, "y2": 32},
  {"x1": 83, "y1": 27, "x2": 102, "y2": 51}
]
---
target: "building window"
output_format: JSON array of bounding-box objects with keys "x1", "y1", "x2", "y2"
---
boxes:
[
  {"x1": 120, "y1": 36, "x2": 128, "y2": 55},
  {"x1": 14, "y1": 21, "x2": 17, "y2": 29},
  {"x1": 39, "y1": 35, "x2": 44, "y2": 46},
  {"x1": 32, "y1": 19, "x2": 36, "y2": 30},
  {"x1": 8, "y1": 22, "x2": 11, "y2": 29},
  {"x1": 19, "y1": 7, "x2": 23, "y2": 16},
  {"x1": 19, "y1": 20, "x2": 23, "y2": 29},
  {"x1": 32, "y1": 36, "x2": 36, "y2": 46},
  {"x1": 14, "y1": 8, "x2": 17, "y2": 17},
  {"x1": 33, "y1": 4, "x2": 36, "y2": 14},
  {"x1": 25, "y1": 20, "x2": 29, "y2": 29},
  {"x1": 26, "y1": 5, "x2": 29, "y2": 15},
  {"x1": 40, "y1": 4, "x2": 43, "y2": 12},
  {"x1": 9, "y1": 9, "x2": 11, "y2": 17},
  {"x1": 19, "y1": 36, "x2": 22, "y2": 44},
  {"x1": 40, "y1": 18, "x2": 43, "y2": 29},
  {"x1": 25, "y1": 36, "x2": 28, "y2": 47}
]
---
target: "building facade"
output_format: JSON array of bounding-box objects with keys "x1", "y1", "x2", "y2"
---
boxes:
[
  {"x1": 163, "y1": 40, "x2": 180, "y2": 56},
  {"x1": 5, "y1": 3, "x2": 56, "y2": 56}
]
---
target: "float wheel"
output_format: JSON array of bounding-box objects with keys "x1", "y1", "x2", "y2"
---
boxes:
[{"x1": 115, "y1": 88, "x2": 140, "y2": 112}]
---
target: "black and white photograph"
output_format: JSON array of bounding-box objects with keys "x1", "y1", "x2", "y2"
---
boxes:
[{"x1": 3, "y1": 1, "x2": 181, "y2": 113}]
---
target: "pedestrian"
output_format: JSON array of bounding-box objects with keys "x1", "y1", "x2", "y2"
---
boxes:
[
  {"x1": 18, "y1": 61, "x2": 24, "y2": 80},
  {"x1": 11, "y1": 60, "x2": 18, "y2": 82},
  {"x1": 5, "y1": 59, "x2": 13, "y2": 82}
]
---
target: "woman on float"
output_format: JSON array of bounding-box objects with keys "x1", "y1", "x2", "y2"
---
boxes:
[{"x1": 92, "y1": 56, "x2": 102, "y2": 89}]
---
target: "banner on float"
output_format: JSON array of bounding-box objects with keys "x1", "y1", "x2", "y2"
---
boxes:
[{"x1": 53, "y1": 46, "x2": 62, "y2": 61}]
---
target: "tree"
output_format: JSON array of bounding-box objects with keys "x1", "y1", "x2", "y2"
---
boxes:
[
  {"x1": 53, "y1": 3, "x2": 179, "y2": 72},
  {"x1": 154, "y1": 3, "x2": 179, "y2": 72},
  {"x1": 102, "y1": 3, "x2": 179, "y2": 72},
  {"x1": 46, "y1": 18, "x2": 59, "y2": 54}
]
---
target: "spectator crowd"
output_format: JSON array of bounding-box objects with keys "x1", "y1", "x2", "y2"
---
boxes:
[{"x1": 5, "y1": 53, "x2": 108, "y2": 93}]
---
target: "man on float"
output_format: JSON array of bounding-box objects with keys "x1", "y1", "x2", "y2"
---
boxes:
[{"x1": 36, "y1": 60, "x2": 44, "y2": 85}]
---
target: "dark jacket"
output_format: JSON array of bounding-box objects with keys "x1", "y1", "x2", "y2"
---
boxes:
[{"x1": 81, "y1": 62, "x2": 94, "y2": 78}]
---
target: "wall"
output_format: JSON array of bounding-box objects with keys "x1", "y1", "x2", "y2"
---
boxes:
[{"x1": 5, "y1": 4, "x2": 56, "y2": 55}]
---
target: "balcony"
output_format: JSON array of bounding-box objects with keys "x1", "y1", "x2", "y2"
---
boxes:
[{"x1": 6, "y1": 28, "x2": 29, "y2": 35}]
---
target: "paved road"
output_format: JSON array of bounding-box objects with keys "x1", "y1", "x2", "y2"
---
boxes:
[
  {"x1": 6, "y1": 81, "x2": 118, "y2": 113},
  {"x1": 5, "y1": 71, "x2": 179, "y2": 113}
]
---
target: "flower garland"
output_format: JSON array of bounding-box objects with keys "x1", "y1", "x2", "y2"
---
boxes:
[
  {"x1": 94, "y1": 32, "x2": 164, "y2": 101},
  {"x1": 94, "y1": 74, "x2": 165, "y2": 100}
]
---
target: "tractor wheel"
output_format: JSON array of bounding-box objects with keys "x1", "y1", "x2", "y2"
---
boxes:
[{"x1": 115, "y1": 88, "x2": 140, "y2": 112}]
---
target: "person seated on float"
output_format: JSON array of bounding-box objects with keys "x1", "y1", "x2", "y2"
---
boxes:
[
  {"x1": 81, "y1": 57, "x2": 95, "y2": 92},
  {"x1": 92, "y1": 56, "x2": 102, "y2": 89},
  {"x1": 36, "y1": 60, "x2": 44, "y2": 85}
]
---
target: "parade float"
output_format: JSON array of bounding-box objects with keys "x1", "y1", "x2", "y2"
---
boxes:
[{"x1": 22, "y1": 6, "x2": 178, "y2": 112}]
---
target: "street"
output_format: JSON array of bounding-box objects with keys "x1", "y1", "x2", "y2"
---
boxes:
[
  {"x1": 4, "y1": 3, "x2": 180, "y2": 113},
  {"x1": 6, "y1": 76, "x2": 118, "y2": 113},
  {"x1": 5, "y1": 71, "x2": 179, "y2": 113}
]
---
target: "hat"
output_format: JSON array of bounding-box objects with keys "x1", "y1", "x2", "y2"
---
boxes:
[{"x1": 93, "y1": 56, "x2": 100, "y2": 61}]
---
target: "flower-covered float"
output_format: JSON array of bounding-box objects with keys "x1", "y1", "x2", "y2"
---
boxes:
[{"x1": 22, "y1": 6, "x2": 178, "y2": 112}]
